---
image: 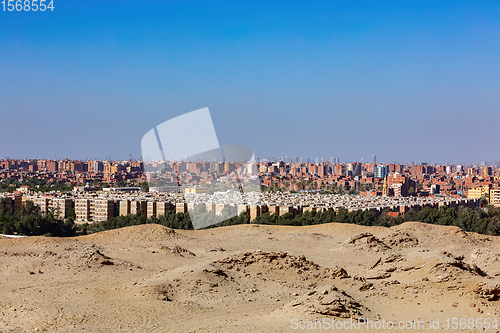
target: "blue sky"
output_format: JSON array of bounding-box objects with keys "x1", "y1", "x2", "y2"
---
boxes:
[{"x1": 1, "y1": 1, "x2": 499, "y2": 164}]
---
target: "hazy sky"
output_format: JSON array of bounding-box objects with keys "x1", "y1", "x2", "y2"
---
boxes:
[{"x1": 1, "y1": 1, "x2": 499, "y2": 164}]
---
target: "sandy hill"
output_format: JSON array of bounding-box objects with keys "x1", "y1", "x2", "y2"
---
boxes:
[{"x1": 0, "y1": 222, "x2": 499, "y2": 332}]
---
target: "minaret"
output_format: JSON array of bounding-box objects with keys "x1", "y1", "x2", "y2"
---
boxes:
[{"x1": 382, "y1": 176, "x2": 388, "y2": 196}]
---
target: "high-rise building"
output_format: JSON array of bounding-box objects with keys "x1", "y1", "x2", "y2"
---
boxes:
[
  {"x1": 130, "y1": 201, "x2": 147, "y2": 216},
  {"x1": 32, "y1": 197, "x2": 50, "y2": 215},
  {"x1": 47, "y1": 160, "x2": 58, "y2": 172},
  {"x1": 119, "y1": 200, "x2": 131, "y2": 216},
  {"x1": 333, "y1": 164, "x2": 345, "y2": 176},
  {"x1": 348, "y1": 162, "x2": 362, "y2": 177},
  {"x1": 372, "y1": 155, "x2": 376, "y2": 164},
  {"x1": 156, "y1": 202, "x2": 174, "y2": 216},
  {"x1": 374, "y1": 164, "x2": 389, "y2": 178},
  {"x1": 482, "y1": 166, "x2": 492, "y2": 177}
]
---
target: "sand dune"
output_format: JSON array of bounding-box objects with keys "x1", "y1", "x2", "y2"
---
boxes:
[{"x1": 0, "y1": 222, "x2": 499, "y2": 332}]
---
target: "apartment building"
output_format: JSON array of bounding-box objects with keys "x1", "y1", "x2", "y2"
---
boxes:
[
  {"x1": 131, "y1": 200, "x2": 147, "y2": 216},
  {"x1": 75, "y1": 199, "x2": 91, "y2": 221},
  {"x1": 31, "y1": 197, "x2": 50, "y2": 214},
  {"x1": 184, "y1": 187, "x2": 210, "y2": 194},
  {"x1": 489, "y1": 189, "x2": 500, "y2": 207},
  {"x1": 467, "y1": 185, "x2": 490, "y2": 200},
  {"x1": 156, "y1": 202, "x2": 174, "y2": 216},
  {"x1": 119, "y1": 200, "x2": 131, "y2": 216},
  {"x1": 91, "y1": 199, "x2": 115, "y2": 222},
  {"x1": 147, "y1": 201, "x2": 156, "y2": 218},
  {"x1": 50, "y1": 198, "x2": 73, "y2": 219},
  {"x1": 374, "y1": 165, "x2": 389, "y2": 179}
]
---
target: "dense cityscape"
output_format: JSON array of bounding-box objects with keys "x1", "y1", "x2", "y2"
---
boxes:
[{"x1": 0, "y1": 157, "x2": 498, "y2": 224}]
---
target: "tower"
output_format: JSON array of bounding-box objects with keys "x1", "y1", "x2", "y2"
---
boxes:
[{"x1": 382, "y1": 177, "x2": 388, "y2": 196}]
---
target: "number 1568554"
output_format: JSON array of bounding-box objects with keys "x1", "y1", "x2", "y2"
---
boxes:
[{"x1": 2, "y1": 0, "x2": 54, "y2": 11}]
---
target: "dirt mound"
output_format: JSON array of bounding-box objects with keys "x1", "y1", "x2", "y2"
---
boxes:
[
  {"x1": 52, "y1": 243, "x2": 134, "y2": 270},
  {"x1": 140, "y1": 251, "x2": 352, "y2": 315},
  {"x1": 83, "y1": 224, "x2": 182, "y2": 243},
  {"x1": 160, "y1": 245, "x2": 196, "y2": 257},
  {"x1": 79, "y1": 248, "x2": 115, "y2": 267},
  {"x1": 469, "y1": 248, "x2": 500, "y2": 276},
  {"x1": 286, "y1": 286, "x2": 367, "y2": 318},
  {"x1": 382, "y1": 230, "x2": 419, "y2": 248},
  {"x1": 473, "y1": 283, "x2": 500, "y2": 301},
  {"x1": 397, "y1": 222, "x2": 490, "y2": 248},
  {"x1": 345, "y1": 233, "x2": 390, "y2": 252},
  {"x1": 428, "y1": 257, "x2": 487, "y2": 281},
  {"x1": 216, "y1": 251, "x2": 349, "y2": 280},
  {"x1": 1, "y1": 222, "x2": 500, "y2": 332}
]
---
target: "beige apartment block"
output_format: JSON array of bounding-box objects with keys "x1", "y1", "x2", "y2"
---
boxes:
[
  {"x1": 205, "y1": 203, "x2": 216, "y2": 213},
  {"x1": 249, "y1": 205, "x2": 261, "y2": 222},
  {"x1": 176, "y1": 203, "x2": 187, "y2": 214},
  {"x1": 468, "y1": 185, "x2": 491, "y2": 200},
  {"x1": 156, "y1": 202, "x2": 174, "y2": 217},
  {"x1": 279, "y1": 206, "x2": 294, "y2": 216},
  {"x1": 91, "y1": 199, "x2": 115, "y2": 222},
  {"x1": 119, "y1": 200, "x2": 131, "y2": 216},
  {"x1": 268, "y1": 205, "x2": 279, "y2": 215},
  {"x1": 215, "y1": 204, "x2": 225, "y2": 215},
  {"x1": 50, "y1": 198, "x2": 73, "y2": 219},
  {"x1": 31, "y1": 197, "x2": 50, "y2": 215},
  {"x1": 75, "y1": 199, "x2": 91, "y2": 221},
  {"x1": 237, "y1": 205, "x2": 249, "y2": 216},
  {"x1": 147, "y1": 201, "x2": 157, "y2": 218},
  {"x1": 130, "y1": 201, "x2": 147, "y2": 217}
]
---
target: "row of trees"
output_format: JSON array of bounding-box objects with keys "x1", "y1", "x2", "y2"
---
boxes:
[
  {"x1": 0, "y1": 177, "x2": 73, "y2": 193},
  {"x1": 0, "y1": 199, "x2": 75, "y2": 236},
  {"x1": 0, "y1": 177, "x2": 149, "y2": 194}
]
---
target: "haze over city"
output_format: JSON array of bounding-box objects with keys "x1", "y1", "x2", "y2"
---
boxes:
[{"x1": 1, "y1": 1, "x2": 500, "y2": 163}]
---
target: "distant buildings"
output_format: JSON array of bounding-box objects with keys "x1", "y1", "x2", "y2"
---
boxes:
[
  {"x1": 2, "y1": 158, "x2": 500, "y2": 217},
  {"x1": 184, "y1": 187, "x2": 210, "y2": 194}
]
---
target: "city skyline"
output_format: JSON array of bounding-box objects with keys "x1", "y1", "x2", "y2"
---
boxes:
[
  {"x1": 0, "y1": 156, "x2": 499, "y2": 167},
  {"x1": 2, "y1": 1, "x2": 500, "y2": 163}
]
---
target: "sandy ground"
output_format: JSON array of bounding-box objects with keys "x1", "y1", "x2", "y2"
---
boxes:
[{"x1": 0, "y1": 222, "x2": 499, "y2": 333}]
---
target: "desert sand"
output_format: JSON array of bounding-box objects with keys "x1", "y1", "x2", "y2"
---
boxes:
[{"x1": 0, "y1": 222, "x2": 499, "y2": 332}]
